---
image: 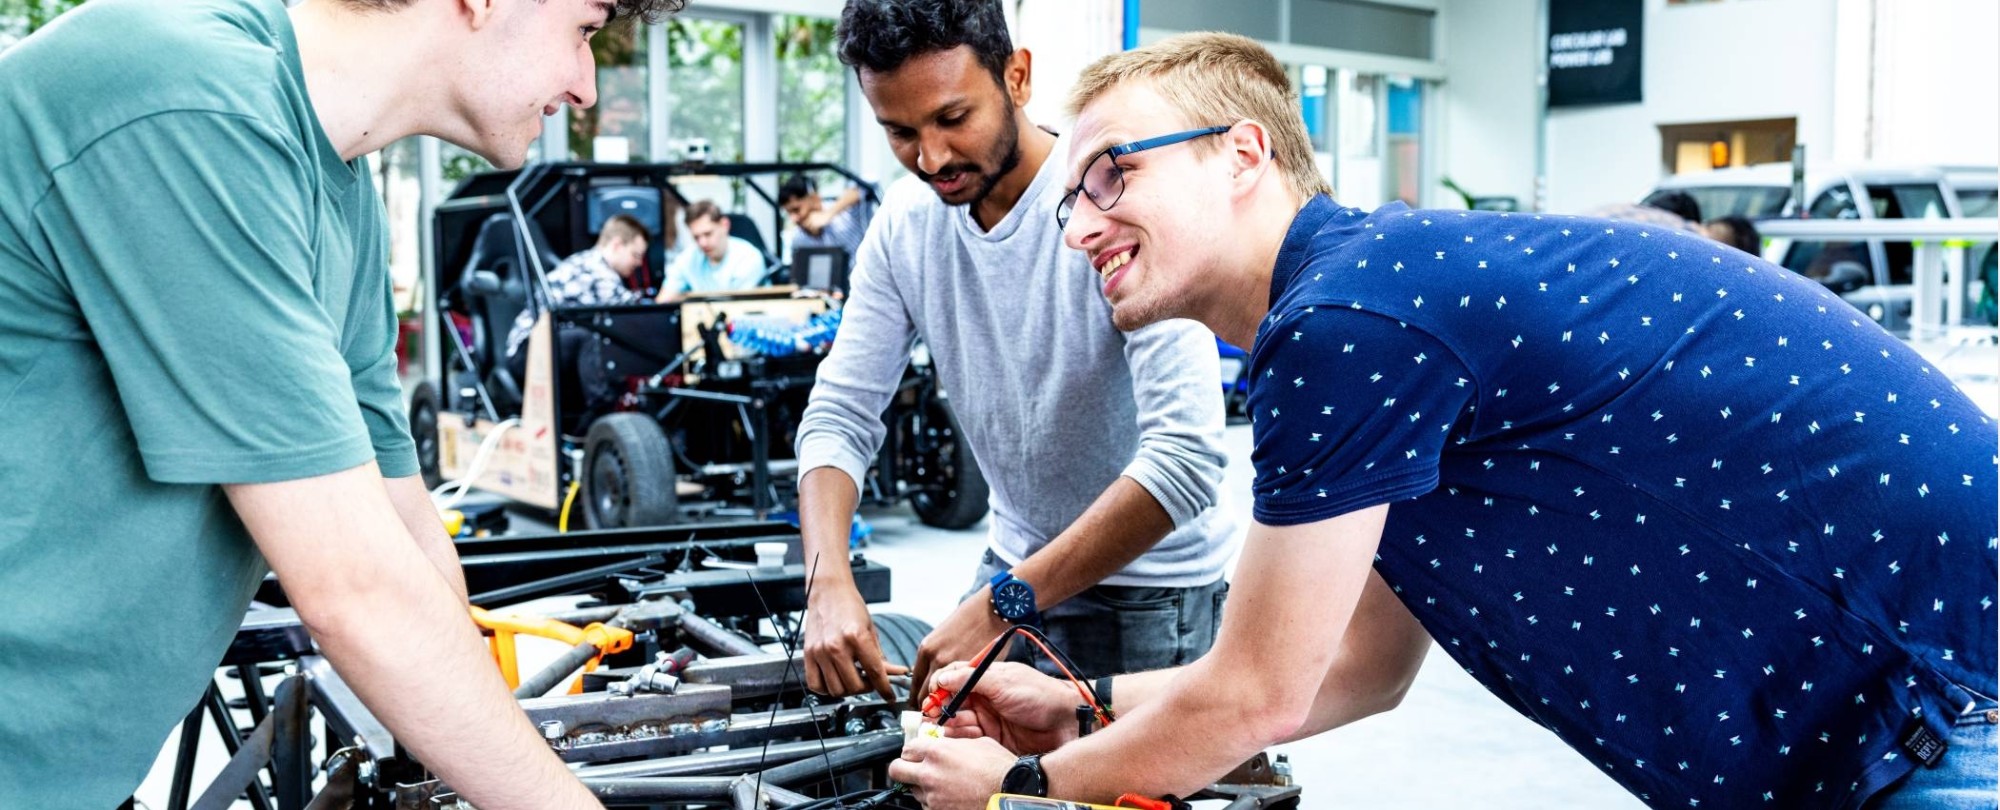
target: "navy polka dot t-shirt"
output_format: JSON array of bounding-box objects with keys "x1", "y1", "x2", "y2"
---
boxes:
[{"x1": 1248, "y1": 195, "x2": 1997, "y2": 809}]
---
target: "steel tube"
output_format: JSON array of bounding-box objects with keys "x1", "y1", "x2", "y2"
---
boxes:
[
  {"x1": 678, "y1": 612, "x2": 765, "y2": 658},
  {"x1": 514, "y1": 641, "x2": 603, "y2": 699},
  {"x1": 573, "y1": 736, "x2": 867, "y2": 779},
  {"x1": 755, "y1": 732, "x2": 902, "y2": 787},
  {"x1": 583, "y1": 776, "x2": 737, "y2": 802}
]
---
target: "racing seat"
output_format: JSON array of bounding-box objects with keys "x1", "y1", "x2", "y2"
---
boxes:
[{"x1": 458, "y1": 213, "x2": 555, "y2": 416}]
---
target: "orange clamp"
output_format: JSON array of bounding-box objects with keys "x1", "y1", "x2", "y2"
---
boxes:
[{"x1": 469, "y1": 606, "x2": 636, "y2": 694}]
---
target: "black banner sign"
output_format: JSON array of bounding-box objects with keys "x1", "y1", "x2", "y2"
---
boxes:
[{"x1": 1548, "y1": 0, "x2": 1643, "y2": 107}]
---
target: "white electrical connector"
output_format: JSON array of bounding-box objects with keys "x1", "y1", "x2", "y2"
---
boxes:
[{"x1": 899, "y1": 710, "x2": 942, "y2": 748}]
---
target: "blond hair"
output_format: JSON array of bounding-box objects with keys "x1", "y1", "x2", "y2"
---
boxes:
[{"x1": 1067, "y1": 32, "x2": 1331, "y2": 201}]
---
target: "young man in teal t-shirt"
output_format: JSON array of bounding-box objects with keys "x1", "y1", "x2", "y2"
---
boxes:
[{"x1": 0, "y1": 1, "x2": 678, "y2": 807}]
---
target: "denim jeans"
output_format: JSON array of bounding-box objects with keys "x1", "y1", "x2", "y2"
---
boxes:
[
  {"x1": 970, "y1": 549, "x2": 1228, "y2": 680},
  {"x1": 1864, "y1": 703, "x2": 2000, "y2": 810}
]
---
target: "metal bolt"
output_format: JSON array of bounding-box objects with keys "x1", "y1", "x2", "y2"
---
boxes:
[
  {"x1": 843, "y1": 718, "x2": 869, "y2": 736},
  {"x1": 539, "y1": 720, "x2": 567, "y2": 741},
  {"x1": 700, "y1": 719, "x2": 729, "y2": 733},
  {"x1": 1272, "y1": 754, "x2": 1292, "y2": 786}
]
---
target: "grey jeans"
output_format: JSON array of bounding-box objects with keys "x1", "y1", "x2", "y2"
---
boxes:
[{"x1": 970, "y1": 548, "x2": 1228, "y2": 680}]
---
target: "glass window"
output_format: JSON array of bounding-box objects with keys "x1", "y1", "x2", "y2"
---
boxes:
[
  {"x1": 667, "y1": 18, "x2": 745, "y2": 163},
  {"x1": 775, "y1": 15, "x2": 846, "y2": 185},
  {"x1": 1864, "y1": 184, "x2": 1948, "y2": 287},
  {"x1": 1668, "y1": 186, "x2": 1790, "y2": 219},
  {"x1": 440, "y1": 142, "x2": 494, "y2": 187},
  {"x1": 571, "y1": 22, "x2": 649, "y2": 162},
  {"x1": 1808, "y1": 186, "x2": 1860, "y2": 220},
  {"x1": 1338, "y1": 71, "x2": 1380, "y2": 159},
  {"x1": 372, "y1": 138, "x2": 424, "y2": 303},
  {"x1": 1863, "y1": 184, "x2": 1947, "y2": 220},
  {"x1": 1299, "y1": 65, "x2": 1331, "y2": 153},
  {"x1": 1385, "y1": 76, "x2": 1422, "y2": 206},
  {"x1": 1957, "y1": 189, "x2": 1998, "y2": 218}
]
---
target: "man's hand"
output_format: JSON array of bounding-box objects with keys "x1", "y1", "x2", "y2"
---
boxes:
[
  {"x1": 888, "y1": 734, "x2": 1015, "y2": 810},
  {"x1": 909, "y1": 587, "x2": 1010, "y2": 703},
  {"x1": 802, "y1": 583, "x2": 905, "y2": 703},
  {"x1": 931, "y1": 661, "x2": 1079, "y2": 755}
]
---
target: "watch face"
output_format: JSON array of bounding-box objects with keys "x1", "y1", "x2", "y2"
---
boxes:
[{"x1": 993, "y1": 581, "x2": 1035, "y2": 620}]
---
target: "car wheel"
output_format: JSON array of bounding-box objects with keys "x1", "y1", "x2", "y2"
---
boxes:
[
  {"x1": 907, "y1": 398, "x2": 990, "y2": 530},
  {"x1": 871, "y1": 613, "x2": 933, "y2": 673},
  {"x1": 409, "y1": 382, "x2": 443, "y2": 490},
  {"x1": 582, "y1": 413, "x2": 679, "y2": 528}
]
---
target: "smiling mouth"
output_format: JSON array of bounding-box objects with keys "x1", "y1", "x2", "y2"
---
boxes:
[{"x1": 1098, "y1": 246, "x2": 1138, "y2": 292}]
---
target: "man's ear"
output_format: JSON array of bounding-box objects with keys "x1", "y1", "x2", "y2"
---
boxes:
[
  {"x1": 1225, "y1": 120, "x2": 1275, "y2": 188},
  {"x1": 1004, "y1": 48, "x2": 1034, "y2": 109},
  {"x1": 458, "y1": 0, "x2": 499, "y2": 31}
]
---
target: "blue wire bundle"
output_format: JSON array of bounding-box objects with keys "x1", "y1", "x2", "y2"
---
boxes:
[{"x1": 726, "y1": 308, "x2": 844, "y2": 358}]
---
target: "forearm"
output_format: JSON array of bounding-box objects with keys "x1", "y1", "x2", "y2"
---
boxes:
[
  {"x1": 1043, "y1": 509, "x2": 1387, "y2": 801},
  {"x1": 385, "y1": 474, "x2": 468, "y2": 603},
  {"x1": 799, "y1": 466, "x2": 861, "y2": 593},
  {"x1": 1009, "y1": 477, "x2": 1174, "y2": 608},
  {"x1": 228, "y1": 466, "x2": 597, "y2": 809},
  {"x1": 1289, "y1": 571, "x2": 1430, "y2": 740},
  {"x1": 1101, "y1": 579, "x2": 1427, "y2": 739}
]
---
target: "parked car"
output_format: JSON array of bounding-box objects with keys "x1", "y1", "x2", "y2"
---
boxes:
[{"x1": 1646, "y1": 163, "x2": 1998, "y2": 329}]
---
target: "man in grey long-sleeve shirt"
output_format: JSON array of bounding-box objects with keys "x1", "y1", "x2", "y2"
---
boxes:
[{"x1": 797, "y1": 0, "x2": 1238, "y2": 700}]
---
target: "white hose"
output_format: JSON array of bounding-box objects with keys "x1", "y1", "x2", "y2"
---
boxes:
[{"x1": 431, "y1": 417, "x2": 522, "y2": 511}]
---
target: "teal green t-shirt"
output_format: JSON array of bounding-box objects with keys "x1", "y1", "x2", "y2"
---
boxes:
[{"x1": 0, "y1": 0, "x2": 417, "y2": 803}]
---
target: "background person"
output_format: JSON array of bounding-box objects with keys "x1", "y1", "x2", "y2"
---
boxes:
[
  {"x1": 658, "y1": 199, "x2": 769, "y2": 301},
  {"x1": 780, "y1": 173, "x2": 876, "y2": 258},
  {"x1": 504, "y1": 213, "x2": 651, "y2": 418}
]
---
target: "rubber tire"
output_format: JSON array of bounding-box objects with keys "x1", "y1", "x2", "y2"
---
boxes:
[
  {"x1": 870, "y1": 613, "x2": 933, "y2": 671},
  {"x1": 409, "y1": 382, "x2": 443, "y2": 490},
  {"x1": 582, "y1": 413, "x2": 679, "y2": 529},
  {"x1": 908, "y1": 400, "x2": 991, "y2": 530}
]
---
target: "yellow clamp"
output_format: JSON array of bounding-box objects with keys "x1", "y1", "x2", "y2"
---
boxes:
[{"x1": 469, "y1": 606, "x2": 635, "y2": 694}]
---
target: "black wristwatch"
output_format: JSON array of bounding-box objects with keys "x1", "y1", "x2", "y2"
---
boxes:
[{"x1": 1001, "y1": 754, "x2": 1048, "y2": 797}]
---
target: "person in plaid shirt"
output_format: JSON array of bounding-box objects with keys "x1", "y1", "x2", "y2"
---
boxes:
[{"x1": 504, "y1": 213, "x2": 651, "y2": 403}]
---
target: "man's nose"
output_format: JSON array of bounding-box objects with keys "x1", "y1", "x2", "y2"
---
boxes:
[
  {"x1": 916, "y1": 129, "x2": 954, "y2": 176},
  {"x1": 1063, "y1": 197, "x2": 1108, "y2": 252}
]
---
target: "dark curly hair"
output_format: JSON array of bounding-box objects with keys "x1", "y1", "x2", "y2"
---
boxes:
[
  {"x1": 337, "y1": 0, "x2": 685, "y2": 27},
  {"x1": 836, "y1": 0, "x2": 1014, "y2": 87}
]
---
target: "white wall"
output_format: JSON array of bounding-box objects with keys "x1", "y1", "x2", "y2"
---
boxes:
[
  {"x1": 1012, "y1": 0, "x2": 1126, "y2": 130},
  {"x1": 1545, "y1": 0, "x2": 1839, "y2": 213},
  {"x1": 1437, "y1": 0, "x2": 1541, "y2": 209},
  {"x1": 1867, "y1": 0, "x2": 1999, "y2": 167}
]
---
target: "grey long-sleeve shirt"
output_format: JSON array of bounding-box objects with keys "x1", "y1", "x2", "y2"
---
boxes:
[{"x1": 795, "y1": 138, "x2": 1238, "y2": 587}]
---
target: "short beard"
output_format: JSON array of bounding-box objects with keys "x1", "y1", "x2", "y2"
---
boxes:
[
  {"x1": 963, "y1": 110, "x2": 1023, "y2": 210},
  {"x1": 915, "y1": 103, "x2": 1024, "y2": 210}
]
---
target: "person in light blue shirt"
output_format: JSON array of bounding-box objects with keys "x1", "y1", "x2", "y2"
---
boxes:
[{"x1": 658, "y1": 199, "x2": 770, "y2": 300}]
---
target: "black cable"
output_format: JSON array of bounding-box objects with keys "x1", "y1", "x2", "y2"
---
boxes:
[{"x1": 936, "y1": 623, "x2": 1100, "y2": 726}]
